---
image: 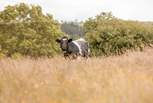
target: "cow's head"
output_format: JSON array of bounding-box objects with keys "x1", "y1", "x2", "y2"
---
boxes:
[{"x1": 56, "y1": 36, "x2": 72, "y2": 51}]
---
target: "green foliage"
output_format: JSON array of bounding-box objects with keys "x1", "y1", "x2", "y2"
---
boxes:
[
  {"x1": 84, "y1": 12, "x2": 153, "y2": 56},
  {"x1": 1, "y1": 3, "x2": 153, "y2": 58},
  {"x1": 61, "y1": 21, "x2": 84, "y2": 37},
  {"x1": 0, "y1": 3, "x2": 63, "y2": 58}
]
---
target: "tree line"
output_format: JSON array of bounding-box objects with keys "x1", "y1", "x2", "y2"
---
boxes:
[
  {"x1": 84, "y1": 12, "x2": 153, "y2": 56},
  {"x1": 0, "y1": 3, "x2": 153, "y2": 58}
]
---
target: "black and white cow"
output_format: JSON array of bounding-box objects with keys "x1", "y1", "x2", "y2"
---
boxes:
[{"x1": 56, "y1": 36, "x2": 90, "y2": 59}]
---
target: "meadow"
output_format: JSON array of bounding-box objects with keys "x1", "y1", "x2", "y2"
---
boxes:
[{"x1": 0, "y1": 48, "x2": 153, "y2": 103}]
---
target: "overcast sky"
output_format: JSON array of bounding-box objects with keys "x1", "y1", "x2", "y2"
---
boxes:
[{"x1": 0, "y1": 0, "x2": 153, "y2": 21}]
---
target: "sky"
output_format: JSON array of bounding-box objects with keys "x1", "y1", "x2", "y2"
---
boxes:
[{"x1": 0, "y1": 0, "x2": 153, "y2": 21}]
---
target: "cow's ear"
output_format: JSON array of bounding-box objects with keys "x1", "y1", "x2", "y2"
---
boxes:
[
  {"x1": 68, "y1": 39, "x2": 72, "y2": 42},
  {"x1": 56, "y1": 39, "x2": 61, "y2": 43}
]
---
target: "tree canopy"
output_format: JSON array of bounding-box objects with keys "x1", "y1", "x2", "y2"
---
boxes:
[
  {"x1": 0, "y1": 3, "x2": 63, "y2": 58},
  {"x1": 84, "y1": 12, "x2": 153, "y2": 56},
  {"x1": 61, "y1": 21, "x2": 84, "y2": 38}
]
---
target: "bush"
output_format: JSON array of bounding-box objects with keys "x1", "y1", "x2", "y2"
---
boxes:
[{"x1": 84, "y1": 12, "x2": 153, "y2": 56}]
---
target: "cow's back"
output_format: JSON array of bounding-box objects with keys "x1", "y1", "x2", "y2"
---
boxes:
[
  {"x1": 67, "y1": 42, "x2": 80, "y2": 54},
  {"x1": 75, "y1": 39, "x2": 90, "y2": 57},
  {"x1": 67, "y1": 38, "x2": 90, "y2": 57}
]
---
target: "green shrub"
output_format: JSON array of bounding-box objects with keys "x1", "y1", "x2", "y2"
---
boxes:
[{"x1": 84, "y1": 12, "x2": 153, "y2": 56}]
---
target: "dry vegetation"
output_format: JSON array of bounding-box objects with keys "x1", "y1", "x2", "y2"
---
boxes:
[{"x1": 0, "y1": 48, "x2": 153, "y2": 103}]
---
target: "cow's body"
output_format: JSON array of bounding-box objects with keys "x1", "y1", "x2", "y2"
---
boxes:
[{"x1": 56, "y1": 37, "x2": 90, "y2": 59}]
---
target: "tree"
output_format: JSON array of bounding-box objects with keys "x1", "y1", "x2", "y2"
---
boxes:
[
  {"x1": 84, "y1": 12, "x2": 153, "y2": 56},
  {"x1": 61, "y1": 21, "x2": 84, "y2": 38},
  {"x1": 0, "y1": 3, "x2": 63, "y2": 57}
]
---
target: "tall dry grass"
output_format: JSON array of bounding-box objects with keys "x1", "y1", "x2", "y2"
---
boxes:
[{"x1": 0, "y1": 49, "x2": 153, "y2": 103}]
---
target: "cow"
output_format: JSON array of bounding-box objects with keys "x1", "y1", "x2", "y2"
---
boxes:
[{"x1": 56, "y1": 36, "x2": 90, "y2": 59}]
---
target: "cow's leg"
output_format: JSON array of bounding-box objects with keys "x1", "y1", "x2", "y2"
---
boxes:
[
  {"x1": 64, "y1": 52, "x2": 70, "y2": 59},
  {"x1": 81, "y1": 50, "x2": 88, "y2": 59},
  {"x1": 71, "y1": 53, "x2": 78, "y2": 59}
]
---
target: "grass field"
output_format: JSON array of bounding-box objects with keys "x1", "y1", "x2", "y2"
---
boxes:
[{"x1": 0, "y1": 48, "x2": 153, "y2": 103}]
